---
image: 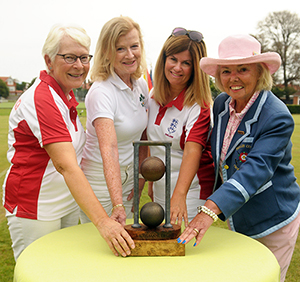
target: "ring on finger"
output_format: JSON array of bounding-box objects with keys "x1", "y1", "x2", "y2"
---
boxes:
[{"x1": 193, "y1": 228, "x2": 199, "y2": 235}]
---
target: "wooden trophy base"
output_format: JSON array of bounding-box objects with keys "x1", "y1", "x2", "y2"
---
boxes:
[{"x1": 124, "y1": 223, "x2": 185, "y2": 256}]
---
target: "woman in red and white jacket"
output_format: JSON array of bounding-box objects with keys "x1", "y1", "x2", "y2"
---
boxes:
[{"x1": 3, "y1": 24, "x2": 135, "y2": 260}]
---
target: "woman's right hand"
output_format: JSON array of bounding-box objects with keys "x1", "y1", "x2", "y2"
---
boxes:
[
  {"x1": 96, "y1": 217, "x2": 135, "y2": 257},
  {"x1": 44, "y1": 141, "x2": 134, "y2": 257},
  {"x1": 177, "y1": 200, "x2": 221, "y2": 246}
]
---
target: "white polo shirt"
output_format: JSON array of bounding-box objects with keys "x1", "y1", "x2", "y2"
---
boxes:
[
  {"x1": 83, "y1": 73, "x2": 148, "y2": 166},
  {"x1": 3, "y1": 71, "x2": 85, "y2": 220},
  {"x1": 147, "y1": 89, "x2": 214, "y2": 201}
]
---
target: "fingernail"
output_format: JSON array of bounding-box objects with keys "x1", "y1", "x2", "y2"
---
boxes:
[
  {"x1": 193, "y1": 242, "x2": 196, "y2": 247},
  {"x1": 177, "y1": 238, "x2": 181, "y2": 243},
  {"x1": 182, "y1": 240, "x2": 186, "y2": 244}
]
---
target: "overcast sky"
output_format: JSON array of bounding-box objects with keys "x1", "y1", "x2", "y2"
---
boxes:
[{"x1": 1, "y1": 0, "x2": 299, "y2": 82}]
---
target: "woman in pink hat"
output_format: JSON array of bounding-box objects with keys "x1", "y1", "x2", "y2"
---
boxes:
[{"x1": 178, "y1": 34, "x2": 300, "y2": 281}]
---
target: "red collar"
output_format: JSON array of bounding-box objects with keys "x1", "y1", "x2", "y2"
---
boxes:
[
  {"x1": 40, "y1": 70, "x2": 79, "y2": 131},
  {"x1": 154, "y1": 88, "x2": 186, "y2": 126},
  {"x1": 39, "y1": 70, "x2": 79, "y2": 109},
  {"x1": 159, "y1": 88, "x2": 185, "y2": 111}
]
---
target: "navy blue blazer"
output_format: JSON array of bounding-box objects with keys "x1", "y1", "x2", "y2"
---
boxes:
[{"x1": 209, "y1": 90, "x2": 300, "y2": 238}]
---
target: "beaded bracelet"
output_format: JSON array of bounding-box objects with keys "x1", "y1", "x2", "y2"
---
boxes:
[
  {"x1": 111, "y1": 204, "x2": 125, "y2": 213},
  {"x1": 197, "y1": 205, "x2": 218, "y2": 222}
]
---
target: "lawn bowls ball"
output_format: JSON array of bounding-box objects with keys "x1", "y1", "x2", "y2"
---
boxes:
[
  {"x1": 140, "y1": 202, "x2": 164, "y2": 228},
  {"x1": 140, "y1": 156, "x2": 165, "y2": 181}
]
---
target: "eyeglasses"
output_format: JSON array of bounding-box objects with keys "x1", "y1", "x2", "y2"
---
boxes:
[
  {"x1": 172, "y1": 27, "x2": 203, "y2": 42},
  {"x1": 56, "y1": 54, "x2": 93, "y2": 64}
]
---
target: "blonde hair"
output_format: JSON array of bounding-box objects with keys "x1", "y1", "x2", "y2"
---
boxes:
[
  {"x1": 215, "y1": 63, "x2": 273, "y2": 92},
  {"x1": 42, "y1": 24, "x2": 91, "y2": 69},
  {"x1": 153, "y1": 34, "x2": 212, "y2": 108},
  {"x1": 90, "y1": 16, "x2": 147, "y2": 82}
]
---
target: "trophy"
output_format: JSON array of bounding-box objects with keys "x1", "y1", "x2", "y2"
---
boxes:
[{"x1": 124, "y1": 141, "x2": 185, "y2": 256}]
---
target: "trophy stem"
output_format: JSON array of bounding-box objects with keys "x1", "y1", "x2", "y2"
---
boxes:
[{"x1": 132, "y1": 141, "x2": 172, "y2": 228}]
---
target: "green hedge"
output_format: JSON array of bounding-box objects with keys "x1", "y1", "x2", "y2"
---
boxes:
[{"x1": 287, "y1": 105, "x2": 300, "y2": 114}]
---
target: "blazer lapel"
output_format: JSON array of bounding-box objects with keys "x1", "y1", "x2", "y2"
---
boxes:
[
  {"x1": 224, "y1": 91, "x2": 268, "y2": 161},
  {"x1": 215, "y1": 96, "x2": 231, "y2": 167}
]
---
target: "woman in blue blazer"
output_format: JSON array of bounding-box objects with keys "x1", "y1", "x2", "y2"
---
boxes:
[{"x1": 178, "y1": 34, "x2": 300, "y2": 281}]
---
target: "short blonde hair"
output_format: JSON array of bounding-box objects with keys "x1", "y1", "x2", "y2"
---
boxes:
[
  {"x1": 42, "y1": 24, "x2": 91, "y2": 68},
  {"x1": 153, "y1": 34, "x2": 212, "y2": 108},
  {"x1": 90, "y1": 16, "x2": 147, "y2": 82},
  {"x1": 215, "y1": 63, "x2": 273, "y2": 92}
]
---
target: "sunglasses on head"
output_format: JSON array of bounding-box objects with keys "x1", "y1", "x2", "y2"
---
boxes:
[{"x1": 172, "y1": 27, "x2": 203, "y2": 42}]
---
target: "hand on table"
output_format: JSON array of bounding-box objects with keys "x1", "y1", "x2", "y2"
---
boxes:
[
  {"x1": 97, "y1": 217, "x2": 135, "y2": 257},
  {"x1": 177, "y1": 212, "x2": 214, "y2": 246},
  {"x1": 170, "y1": 196, "x2": 188, "y2": 227},
  {"x1": 178, "y1": 201, "x2": 220, "y2": 246}
]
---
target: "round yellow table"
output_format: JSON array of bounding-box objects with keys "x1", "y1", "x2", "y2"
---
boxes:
[{"x1": 14, "y1": 222, "x2": 280, "y2": 282}]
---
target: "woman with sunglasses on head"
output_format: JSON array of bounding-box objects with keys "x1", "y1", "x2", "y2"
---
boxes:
[
  {"x1": 79, "y1": 16, "x2": 148, "y2": 226},
  {"x1": 146, "y1": 28, "x2": 214, "y2": 227},
  {"x1": 178, "y1": 34, "x2": 300, "y2": 282},
  {"x1": 3, "y1": 24, "x2": 135, "y2": 260}
]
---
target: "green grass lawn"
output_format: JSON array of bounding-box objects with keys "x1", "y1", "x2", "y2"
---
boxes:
[{"x1": 0, "y1": 107, "x2": 299, "y2": 281}]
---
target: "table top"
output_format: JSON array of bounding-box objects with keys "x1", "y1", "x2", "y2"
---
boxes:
[{"x1": 14, "y1": 222, "x2": 280, "y2": 282}]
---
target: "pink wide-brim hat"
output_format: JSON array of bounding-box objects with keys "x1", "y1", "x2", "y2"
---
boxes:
[{"x1": 200, "y1": 34, "x2": 281, "y2": 77}]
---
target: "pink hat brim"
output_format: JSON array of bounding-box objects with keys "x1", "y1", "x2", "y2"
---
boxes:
[{"x1": 200, "y1": 52, "x2": 281, "y2": 77}]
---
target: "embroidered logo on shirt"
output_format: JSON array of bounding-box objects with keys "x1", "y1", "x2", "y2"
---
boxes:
[
  {"x1": 14, "y1": 98, "x2": 21, "y2": 110},
  {"x1": 234, "y1": 143, "x2": 252, "y2": 170},
  {"x1": 139, "y1": 94, "x2": 145, "y2": 107},
  {"x1": 239, "y1": 152, "x2": 248, "y2": 163},
  {"x1": 165, "y1": 118, "x2": 179, "y2": 138}
]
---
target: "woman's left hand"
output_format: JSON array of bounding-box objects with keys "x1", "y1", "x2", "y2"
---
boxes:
[
  {"x1": 170, "y1": 141, "x2": 203, "y2": 227},
  {"x1": 170, "y1": 195, "x2": 188, "y2": 227}
]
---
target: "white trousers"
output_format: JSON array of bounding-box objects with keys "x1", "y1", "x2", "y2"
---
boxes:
[
  {"x1": 6, "y1": 209, "x2": 79, "y2": 261},
  {"x1": 80, "y1": 159, "x2": 134, "y2": 223}
]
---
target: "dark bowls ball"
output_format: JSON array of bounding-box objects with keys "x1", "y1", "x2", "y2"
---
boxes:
[
  {"x1": 140, "y1": 202, "x2": 164, "y2": 228},
  {"x1": 140, "y1": 156, "x2": 165, "y2": 182}
]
